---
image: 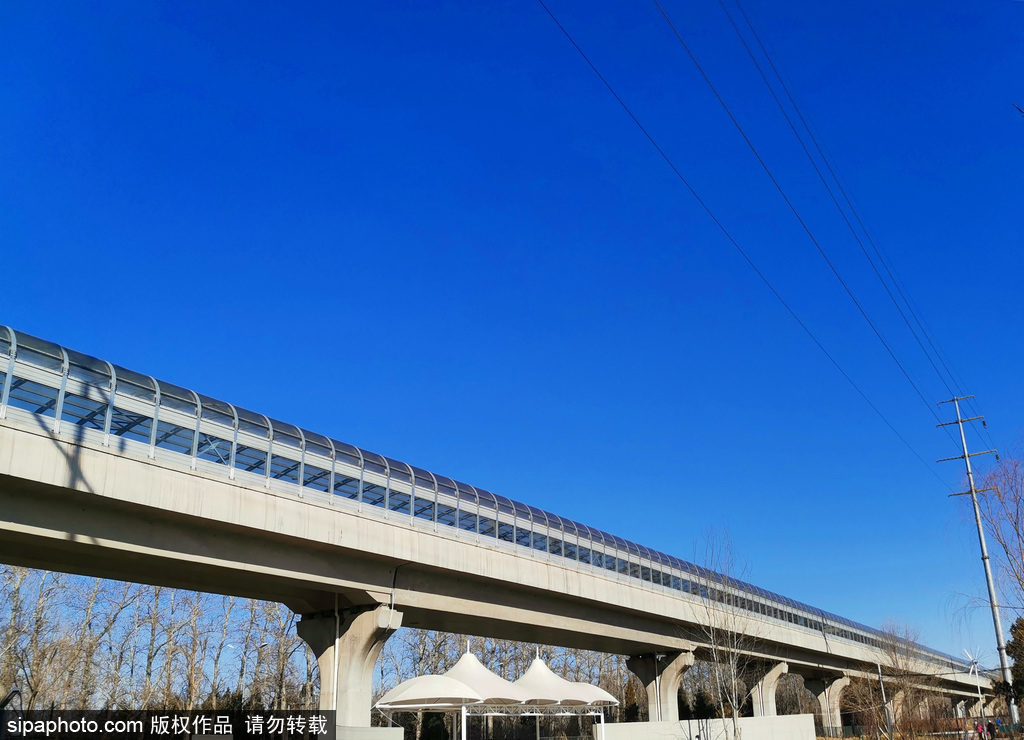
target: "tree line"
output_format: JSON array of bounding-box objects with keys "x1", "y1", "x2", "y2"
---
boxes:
[{"x1": 5, "y1": 562, "x2": 964, "y2": 740}]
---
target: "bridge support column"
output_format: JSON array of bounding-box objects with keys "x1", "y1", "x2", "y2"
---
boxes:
[
  {"x1": 805, "y1": 675, "x2": 848, "y2": 730},
  {"x1": 968, "y1": 697, "x2": 985, "y2": 720},
  {"x1": 626, "y1": 651, "x2": 694, "y2": 722},
  {"x1": 297, "y1": 604, "x2": 402, "y2": 728},
  {"x1": 749, "y1": 661, "x2": 788, "y2": 717}
]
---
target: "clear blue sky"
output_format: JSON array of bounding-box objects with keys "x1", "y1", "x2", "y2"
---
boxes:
[{"x1": 2, "y1": 1, "x2": 1022, "y2": 662}]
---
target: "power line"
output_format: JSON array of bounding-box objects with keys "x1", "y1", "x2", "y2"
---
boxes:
[
  {"x1": 535, "y1": 0, "x2": 952, "y2": 491},
  {"x1": 651, "y1": 0, "x2": 956, "y2": 445},
  {"x1": 722, "y1": 0, "x2": 997, "y2": 453}
]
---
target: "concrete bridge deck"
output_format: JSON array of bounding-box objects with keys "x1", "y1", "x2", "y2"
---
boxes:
[{"x1": 0, "y1": 326, "x2": 994, "y2": 728}]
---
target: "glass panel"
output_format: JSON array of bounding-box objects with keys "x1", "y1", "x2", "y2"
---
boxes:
[
  {"x1": 155, "y1": 420, "x2": 194, "y2": 456},
  {"x1": 154, "y1": 383, "x2": 193, "y2": 416},
  {"x1": 60, "y1": 393, "x2": 107, "y2": 430},
  {"x1": 617, "y1": 559, "x2": 629, "y2": 575},
  {"x1": 234, "y1": 444, "x2": 267, "y2": 475},
  {"x1": 473, "y1": 488, "x2": 494, "y2": 509},
  {"x1": 335, "y1": 449, "x2": 361, "y2": 468},
  {"x1": 549, "y1": 539, "x2": 562, "y2": 557},
  {"x1": 67, "y1": 349, "x2": 109, "y2": 386},
  {"x1": 333, "y1": 475, "x2": 359, "y2": 499},
  {"x1": 0, "y1": 327, "x2": 9, "y2": 357},
  {"x1": 578, "y1": 547, "x2": 591, "y2": 565},
  {"x1": 515, "y1": 528, "x2": 531, "y2": 548},
  {"x1": 436, "y1": 503, "x2": 456, "y2": 527},
  {"x1": 651, "y1": 570, "x2": 662, "y2": 586},
  {"x1": 455, "y1": 481, "x2": 479, "y2": 505},
  {"x1": 641, "y1": 566, "x2": 651, "y2": 582},
  {"x1": 303, "y1": 430, "x2": 330, "y2": 452},
  {"x1": 236, "y1": 407, "x2": 268, "y2": 436},
  {"x1": 389, "y1": 491, "x2": 410, "y2": 515},
  {"x1": 271, "y1": 428, "x2": 301, "y2": 451},
  {"x1": 303, "y1": 464, "x2": 330, "y2": 492},
  {"x1": 197, "y1": 434, "x2": 232, "y2": 465},
  {"x1": 306, "y1": 439, "x2": 331, "y2": 458},
  {"x1": 458, "y1": 511, "x2": 477, "y2": 532},
  {"x1": 268, "y1": 417, "x2": 300, "y2": 439},
  {"x1": 114, "y1": 367, "x2": 156, "y2": 402},
  {"x1": 413, "y1": 497, "x2": 434, "y2": 521},
  {"x1": 16, "y1": 333, "x2": 63, "y2": 372},
  {"x1": 110, "y1": 407, "x2": 152, "y2": 444},
  {"x1": 478, "y1": 517, "x2": 495, "y2": 538},
  {"x1": 497, "y1": 522, "x2": 514, "y2": 543},
  {"x1": 7, "y1": 377, "x2": 60, "y2": 416},
  {"x1": 270, "y1": 455, "x2": 300, "y2": 483},
  {"x1": 532, "y1": 533, "x2": 547, "y2": 552},
  {"x1": 385, "y1": 458, "x2": 411, "y2": 483},
  {"x1": 199, "y1": 394, "x2": 234, "y2": 427},
  {"x1": 362, "y1": 483, "x2": 385, "y2": 508},
  {"x1": 361, "y1": 451, "x2": 386, "y2": 476}
]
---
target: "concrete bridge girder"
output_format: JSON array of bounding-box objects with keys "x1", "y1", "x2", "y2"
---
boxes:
[{"x1": 0, "y1": 421, "x2": 998, "y2": 728}]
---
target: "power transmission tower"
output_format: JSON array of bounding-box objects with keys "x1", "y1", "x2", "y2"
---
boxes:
[{"x1": 938, "y1": 396, "x2": 1018, "y2": 723}]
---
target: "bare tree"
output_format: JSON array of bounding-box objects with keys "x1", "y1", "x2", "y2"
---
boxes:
[
  {"x1": 980, "y1": 451, "x2": 1024, "y2": 614},
  {"x1": 691, "y1": 531, "x2": 769, "y2": 738}
]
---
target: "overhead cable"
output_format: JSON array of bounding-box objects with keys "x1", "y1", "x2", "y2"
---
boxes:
[{"x1": 535, "y1": 0, "x2": 953, "y2": 490}]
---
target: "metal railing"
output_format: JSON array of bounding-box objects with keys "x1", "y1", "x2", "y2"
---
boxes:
[{"x1": 0, "y1": 325, "x2": 973, "y2": 674}]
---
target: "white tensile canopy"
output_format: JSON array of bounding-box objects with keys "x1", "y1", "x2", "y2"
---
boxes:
[
  {"x1": 444, "y1": 652, "x2": 534, "y2": 705},
  {"x1": 374, "y1": 653, "x2": 618, "y2": 740},
  {"x1": 512, "y1": 658, "x2": 617, "y2": 707},
  {"x1": 377, "y1": 674, "x2": 484, "y2": 710}
]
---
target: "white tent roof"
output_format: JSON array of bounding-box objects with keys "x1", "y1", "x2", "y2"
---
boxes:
[
  {"x1": 444, "y1": 652, "x2": 534, "y2": 705},
  {"x1": 377, "y1": 674, "x2": 483, "y2": 710},
  {"x1": 512, "y1": 658, "x2": 593, "y2": 706},
  {"x1": 571, "y1": 681, "x2": 618, "y2": 707},
  {"x1": 375, "y1": 655, "x2": 618, "y2": 712}
]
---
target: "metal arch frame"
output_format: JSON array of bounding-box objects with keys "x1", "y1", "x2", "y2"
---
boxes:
[
  {"x1": 511, "y1": 499, "x2": 531, "y2": 551},
  {"x1": 101, "y1": 361, "x2": 117, "y2": 445},
  {"x1": 353, "y1": 446, "x2": 366, "y2": 510},
  {"x1": 381, "y1": 454, "x2": 392, "y2": 517},
  {"x1": 390, "y1": 458, "x2": 415, "y2": 522},
  {"x1": 227, "y1": 403, "x2": 240, "y2": 479},
  {"x1": 452, "y1": 479, "x2": 480, "y2": 537},
  {"x1": 324, "y1": 436, "x2": 337, "y2": 503},
  {"x1": 0, "y1": 326, "x2": 15, "y2": 419},
  {"x1": 423, "y1": 469, "x2": 440, "y2": 530},
  {"x1": 295, "y1": 426, "x2": 307, "y2": 497},
  {"x1": 263, "y1": 414, "x2": 275, "y2": 487},
  {"x1": 472, "y1": 485, "x2": 494, "y2": 543},
  {"x1": 52, "y1": 346, "x2": 70, "y2": 435},
  {"x1": 266, "y1": 420, "x2": 303, "y2": 487},
  {"x1": 147, "y1": 375, "x2": 161, "y2": 459},
  {"x1": 189, "y1": 390, "x2": 204, "y2": 471},
  {"x1": 434, "y1": 473, "x2": 459, "y2": 533}
]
